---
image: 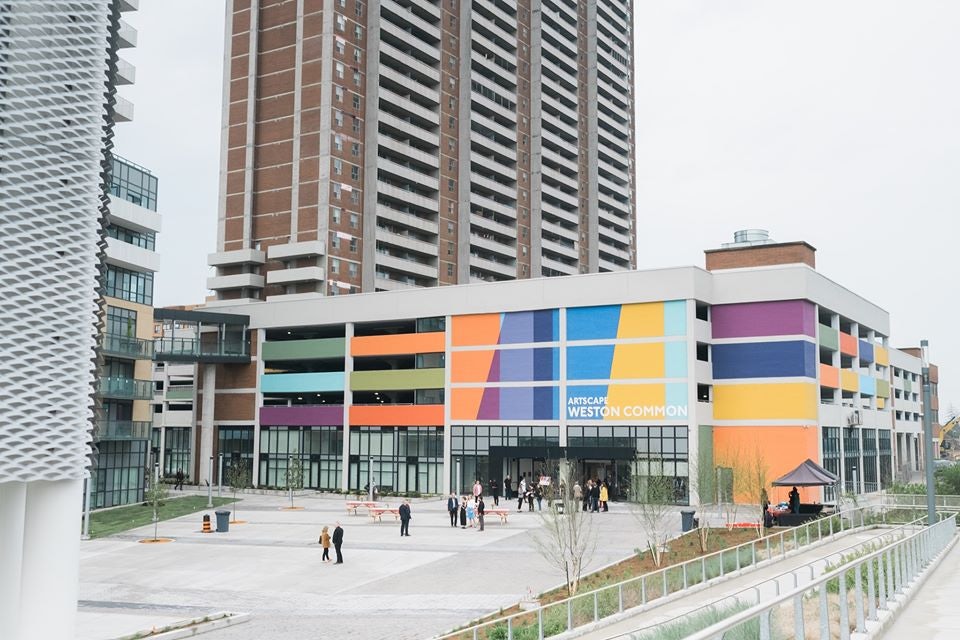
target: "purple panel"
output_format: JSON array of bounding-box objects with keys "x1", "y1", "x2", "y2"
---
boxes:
[
  {"x1": 477, "y1": 388, "x2": 500, "y2": 420},
  {"x1": 488, "y1": 350, "x2": 502, "y2": 382},
  {"x1": 259, "y1": 405, "x2": 344, "y2": 426},
  {"x1": 500, "y1": 387, "x2": 534, "y2": 420},
  {"x1": 500, "y1": 348, "x2": 533, "y2": 382},
  {"x1": 711, "y1": 300, "x2": 815, "y2": 339},
  {"x1": 499, "y1": 311, "x2": 534, "y2": 344}
]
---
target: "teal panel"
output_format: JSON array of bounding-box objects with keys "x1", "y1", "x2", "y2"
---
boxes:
[
  {"x1": 663, "y1": 300, "x2": 687, "y2": 336},
  {"x1": 261, "y1": 372, "x2": 344, "y2": 393},
  {"x1": 664, "y1": 341, "x2": 687, "y2": 378},
  {"x1": 859, "y1": 375, "x2": 877, "y2": 396},
  {"x1": 818, "y1": 325, "x2": 839, "y2": 351},
  {"x1": 666, "y1": 383, "x2": 687, "y2": 410}
]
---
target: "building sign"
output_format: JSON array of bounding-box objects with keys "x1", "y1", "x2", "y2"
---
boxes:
[{"x1": 565, "y1": 384, "x2": 688, "y2": 421}]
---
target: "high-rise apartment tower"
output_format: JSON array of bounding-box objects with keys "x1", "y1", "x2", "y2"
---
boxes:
[{"x1": 209, "y1": 0, "x2": 636, "y2": 302}]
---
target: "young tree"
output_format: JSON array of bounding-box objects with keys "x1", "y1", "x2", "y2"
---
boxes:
[
  {"x1": 689, "y1": 450, "x2": 716, "y2": 552},
  {"x1": 631, "y1": 460, "x2": 675, "y2": 567},
  {"x1": 144, "y1": 479, "x2": 169, "y2": 542},
  {"x1": 226, "y1": 461, "x2": 251, "y2": 522},
  {"x1": 530, "y1": 460, "x2": 598, "y2": 597},
  {"x1": 286, "y1": 451, "x2": 304, "y2": 508}
]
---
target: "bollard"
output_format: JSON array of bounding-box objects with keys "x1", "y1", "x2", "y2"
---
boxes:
[{"x1": 202, "y1": 514, "x2": 212, "y2": 533}]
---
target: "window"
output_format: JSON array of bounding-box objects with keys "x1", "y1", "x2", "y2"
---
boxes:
[
  {"x1": 335, "y1": 85, "x2": 344, "y2": 102},
  {"x1": 351, "y1": 142, "x2": 360, "y2": 157},
  {"x1": 108, "y1": 156, "x2": 158, "y2": 212},
  {"x1": 350, "y1": 190, "x2": 360, "y2": 204},
  {"x1": 447, "y1": 179, "x2": 455, "y2": 192},
  {"x1": 335, "y1": 39, "x2": 345, "y2": 55},
  {"x1": 447, "y1": 241, "x2": 454, "y2": 255},
  {"x1": 333, "y1": 158, "x2": 342, "y2": 175},
  {"x1": 355, "y1": 3, "x2": 363, "y2": 17},
  {"x1": 349, "y1": 213, "x2": 359, "y2": 229},
  {"x1": 353, "y1": 95, "x2": 361, "y2": 110},
  {"x1": 105, "y1": 265, "x2": 153, "y2": 305},
  {"x1": 332, "y1": 207, "x2": 341, "y2": 224},
  {"x1": 417, "y1": 316, "x2": 445, "y2": 332},
  {"x1": 349, "y1": 237, "x2": 358, "y2": 252},
  {"x1": 107, "y1": 224, "x2": 155, "y2": 251},
  {"x1": 352, "y1": 116, "x2": 361, "y2": 133},
  {"x1": 330, "y1": 258, "x2": 340, "y2": 274},
  {"x1": 354, "y1": 25, "x2": 363, "y2": 39},
  {"x1": 330, "y1": 233, "x2": 340, "y2": 250},
  {"x1": 348, "y1": 262, "x2": 358, "y2": 277},
  {"x1": 335, "y1": 63, "x2": 345, "y2": 79},
  {"x1": 448, "y1": 116, "x2": 455, "y2": 129},
  {"x1": 333, "y1": 134, "x2": 343, "y2": 151},
  {"x1": 336, "y1": 15, "x2": 345, "y2": 31},
  {"x1": 334, "y1": 110, "x2": 343, "y2": 127},
  {"x1": 447, "y1": 263, "x2": 454, "y2": 277},
  {"x1": 333, "y1": 183, "x2": 342, "y2": 199},
  {"x1": 351, "y1": 165, "x2": 359, "y2": 180},
  {"x1": 353, "y1": 48, "x2": 362, "y2": 63},
  {"x1": 447, "y1": 222, "x2": 454, "y2": 234},
  {"x1": 105, "y1": 305, "x2": 137, "y2": 338}
]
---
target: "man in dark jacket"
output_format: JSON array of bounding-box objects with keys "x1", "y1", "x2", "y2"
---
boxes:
[
  {"x1": 332, "y1": 522, "x2": 344, "y2": 564},
  {"x1": 447, "y1": 492, "x2": 458, "y2": 527},
  {"x1": 477, "y1": 495, "x2": 485, "y2": 531},
  {"x1": 399, "y1": 500, "x2": 412, "y2": 537},
  {"x1": 590, "y1": 481, "x2": 601, "y2": 512}
]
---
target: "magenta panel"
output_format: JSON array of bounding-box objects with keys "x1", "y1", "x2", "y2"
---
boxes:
[
  {"x1": 259, "y1": 405, "x2": 344, "y2": 426},
  {"x1": 711, "y1": 300, "x2": 815, "y2": 339}
]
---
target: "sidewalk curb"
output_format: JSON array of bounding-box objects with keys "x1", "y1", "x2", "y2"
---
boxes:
[{"x1": 112, "y1": 611, "x2": 250, "y2": 640}]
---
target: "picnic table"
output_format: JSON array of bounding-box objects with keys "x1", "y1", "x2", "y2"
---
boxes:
[
  {"x1": 345, "y1": 500, "x2": 383, "y2": 515},
  {"x1": 484, "y1": 508, "x2": 510, "y2": 524},
  {"x1": 368, "y1": 507, "x2": 402, "y2": 523}
]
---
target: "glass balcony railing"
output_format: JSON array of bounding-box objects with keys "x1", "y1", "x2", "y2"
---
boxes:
[
  {"x1": 94, "y1": 419, "x2": 152, "y2": 441},
  {"x1": 165, "y1": 385, "x2": 195, "y2": 401},
  {"x1": 154, "y1": 338, "x2": 249, "y2": 360},
  {"x1": 102, "y1": 333, "x2": 155, "y2": 359},
  {"x1": 99, "y1": 376, "x2": 154, "y2": 400}
]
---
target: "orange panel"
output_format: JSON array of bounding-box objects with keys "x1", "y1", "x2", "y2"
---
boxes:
[
  {"x1": 349, "y1": 404, "x2": 444, "y2": 426},
  {"x1": 351, "y1": 332, "x2": 445, "y2": 357},
  {"x1": 451, "y1": 350, "x2": 496, "y2": 383},
  {"x1": 451, "y1": 314, "x2": 501, "y2": 346},
  {"x1": 839, "y1": 332, "x2": 858, "y2": 357},
  {"x1": 713, "y1": 426, "x2": 821, "y2": 504},
  {"x1": 451, "y1": 387, "x2": 485, "y2": 421},
  {"x1": 819, "y1": 364, "x2": 839, "y2": 388}
]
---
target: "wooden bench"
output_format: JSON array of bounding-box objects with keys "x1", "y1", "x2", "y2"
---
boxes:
[
  {"x1": 368, "y1": 507, "x2": 401, "y2": 523},
  {"x1": 485, "y1": 508, "x2": 510, "y2": 524},
  {"x1": 345, "y1": 500, "x2": 383, "y2": 515}
]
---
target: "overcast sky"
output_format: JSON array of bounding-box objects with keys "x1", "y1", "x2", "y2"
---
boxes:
[{"x1": 115, "y1": 0, "x2": 959, "y2": 415}]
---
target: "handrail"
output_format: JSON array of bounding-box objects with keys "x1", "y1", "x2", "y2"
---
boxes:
[
  {"x1": 609, "y1": 510, "x2": 930, "y2": 638},
  {"x1": 882, "y1": 493, "x2": 960, "y2": 509},
  {"x1": 433, "y1": 505, "x2": 881, "y2": 640},
  {"x1": 683, "y1": 514, "x2": 957, "y2": 640}
]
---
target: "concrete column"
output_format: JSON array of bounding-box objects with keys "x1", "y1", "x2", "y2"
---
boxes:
[
  {"x1": 442, "y1": 315, "x2": 452, "y2": 495},
  {"x1": 199, "y1": 364, "x2": 217, "y2": 485},
  {"x1": 18, "y1": 479, "x2": 83, "y2": 640},
  {"x1": 341, "y1": 322, "x2": 354, "y2": 491},
  {"x1": 0, "y1": 482, "x2": 26, "y2": 640}
]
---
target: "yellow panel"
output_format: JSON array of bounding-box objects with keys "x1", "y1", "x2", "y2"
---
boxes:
[
  {"x1": 877, "y1": 397, "x2": 885, "y2": 409},
  {"x1": 874, "y1": 346, "x2": 889, "y2": 366},
  {"x1": 604, "y1": 384, "x2": 666, "y2": 421},
  {"x1": 610, "y1": 342, "x2": 665, "y2": 379},
  {"x1": 713, "y1": 382, "x2": 817, "y2": 421},
  {"x1": 840, "y1": 369, "x2": 859, "y2": 392},
  {"x1": 617, "y1": 302, "x2": 664, "y2": 338}
]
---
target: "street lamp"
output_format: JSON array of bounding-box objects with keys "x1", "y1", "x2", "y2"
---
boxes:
[
  {"x1": 217, "y1": 453, "x2": 224, "y2": 498},
  {"x1": 921, "y1": 340, "x2": 936, "y2": 525},
  {"x1": 207, "y1": 456, "x2": 213, "y2": 508}
]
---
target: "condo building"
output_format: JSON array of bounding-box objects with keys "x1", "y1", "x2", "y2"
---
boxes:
[
  {"x1": 208, "y1": 0, "x2": 636, "y2": 303},
  {"x1": 186, "y1": 233, "x2": 932, "y2": 504}
]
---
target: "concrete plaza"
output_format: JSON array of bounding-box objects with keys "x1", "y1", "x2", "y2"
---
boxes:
[{"x1": 77, "y1": 491, "x2": 664, "y2": 639}]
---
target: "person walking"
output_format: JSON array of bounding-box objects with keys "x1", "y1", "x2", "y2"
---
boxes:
[
  {"x1": 527, "y1": 487, "x2": 535, "y2": 512},
  {"x1": 447, "y1": 492, "x2": 458, "y2": 527},
  {"x1": 399, "y1": 499, "x2": 412, "y2": 537},
  {"x1": 516, "y1": 477, "x2": 526, "y2": 512},
  {"x1": 332, "y1": 522, "x2": 344, "y2": 564},
  {"x1": 459, "y1": 496, "x2": 468, "y2": 529},
  {"x1": 504, "y1": 475, "x2": 512, "y2": 500},
  {"x1": 599, "y1": 481, "x2": 609, "y2": 512},
  {"x1": 489, "y1": 478, "x2": 499, "y2": 506},
  {"x1": 319, "y1": 525, "x2": 331, "y2": 563},
  {"x1": 174, "y1": 468, "x2": 185, "y2": 491},
  {"x1": 582, "y1": 480, "x2": 591, "y2": 512},
  {"x1": 573, "y1": 481, "x2": 582, "y2": 505},
  {"x1": 534, "y1": 484, "x2": 543, "y2": 511},
  {"x1": 473, "y1": 479, "x2": 483, "y2": 501},
  {"x1": 477, "y1": 495, "x2": 485, "y2": 531}
]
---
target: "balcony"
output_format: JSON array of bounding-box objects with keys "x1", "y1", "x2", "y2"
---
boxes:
[
  {"x1": 153, "y1": 308, "x2": 251, "y2": 364},
  {"x1": 155, "y1": 338, "x2": 249, "y2": 363},
  {"x1": 95, "y1": 419, "x2": 151, "y2": 441},
  {"x1": 99, "y1": 376, "x2": 153, "y2": 401},
  {"x1": 165, "y1": 385, "x2": 195, "y2": 401},
  {"x1": 102, "y1": 333, "x2": 154, "y2": 360}
]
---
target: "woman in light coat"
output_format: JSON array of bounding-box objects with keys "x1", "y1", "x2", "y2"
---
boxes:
[
  {"x1": 319, "y1": 525, "x2": 331, "y2": 562},
  {"x1": 599, "y1": 482, "x2": 609, "y2": 512}
]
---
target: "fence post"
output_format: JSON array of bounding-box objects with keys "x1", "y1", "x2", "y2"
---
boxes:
[
  {"x1": 819, "y1": 586, "x2": 830, "y2": 639},
  {"x1": 538, "y1": 608, "x2": 544, "y2": 640},
  {"x1": 760, "y1": 609, "x2": 771, "y2": 640},
  {"x1": 839, "y1": 568, "x2": 850, "y2": 640},
  {"x1": 867, "y1": 558, "x2": 878, "y2": 621},
  {"x1": 641, "y1": 575, "x2": 646, "y2": 605},
  {"x1": 593, "y1": 591, "x2": 599, "y2": 622},
  {"x1": 794, "y1": 593, "x2": 805, "y2": 638},
  {"x1": 719, "y1": 549, "x2": 725, "y2": 577},
  {"x1": 751, "y1": 542, "x2": 756, "y2": 568},
  {"x1": 682, "y1": 562, "x2": 687, "y2": 590},
  {"x1": 618, "y1": 584, "x2": 623, "y2": 613},
  {"x1": 567, "y1": 599, "x2": 572, "y2": 631},
  {"x1": 508, "y1": 617, "x2": 513, "y2": 640},
  {"x1": 662, "y1": 569, "x2": 668, "y2": 598},
  {"x1": 702, "y1": 556, "x2": 706, "y2": 584},
  {"x1": 854, "y1": 560, "x2": 866, "y2": 632},
  {"x1": 766, "y1": 536, "x2": 771, "y2": 562},
  {"x1": 877, "y1": 551, "x2": 887, "y2": 610}
]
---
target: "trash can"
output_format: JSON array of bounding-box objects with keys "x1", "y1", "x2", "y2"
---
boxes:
[
  {"x1": 215, "y1": 510, "x2": 231, "y2": 533},
  {"x1": 681, "y1": 509, "x2": 696, "y2": 532}
]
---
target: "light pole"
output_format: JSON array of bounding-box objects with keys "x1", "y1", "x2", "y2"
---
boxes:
[
  {"x1": 367, "y1": 456, "x2": 373, "y2": 502},
  {"x1": 206, "y1": 456, "x2": 213, "y2": 508},
  {"x1": 921, "y1": 340, "x2": 936, "y2": 525},
  {"x1": 217, "y1": 453, "x2": 223, "y2": 498},
  {"x1": 456, "y1": 457, "x2": 461, "y2": 496},
  {"x1": 81, "y1": 477, "x2": 92, "y2": 540}
]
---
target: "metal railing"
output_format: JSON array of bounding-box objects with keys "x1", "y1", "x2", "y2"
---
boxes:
[
  {"x1": 154, "y1": 337, "x2": 248, "y2": 358},
  {"x1": 882, "y1": 493, "x2": 960, "y2": 511},
  {"x1": 682, "y1": 514, "x2": 957, "y2": 640},
  {"x1": 102, "y1": 333, "x2": 154, "y2": 359},
  {"x1": 165, "y1": 385, "x2": 195, "y2": 400},
  {"x1": 99, "y1": 376, "x2": 153, "y2": 400},
  {"x1": 94, "y1": 419, "x2": 152, "y2": 440},
  {"x1": 434, "y1": 506, "x2": 879, "y2": 640},
  {"x1": 613, "y1": 511, "x2": 933, "y2": 639}
]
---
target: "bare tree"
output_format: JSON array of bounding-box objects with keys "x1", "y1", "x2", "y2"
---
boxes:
[
  {"x1": 286, "y1": 451, "x2": 304, "y2": 508},
  {"x1": 530, "y1": 460, "x2": 598, "y2": 597},
  {"x1": 226, "y1": 460, "x2": 251, "y2": 522},
  {"x1": 716, "y1": 443, "x2": 768, "y2": 537},
  {"x1": 144, "y1": 479, "x2": 169, "y2": 542},
  {"x1": 689, "y1": 450, "x2": 716, "y2": 552},
  {"x1": 631, "y1": 460, "x2": 675, "y2": 567}
]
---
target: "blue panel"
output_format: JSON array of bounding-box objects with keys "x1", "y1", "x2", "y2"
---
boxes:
[
  {"x1": 663, "y1": 300, "x2": 687, "y2": 336},
  {"x1": 500, "y1": 386, "x2": 533, "y2": 419},
  {"x1": 565, "y1": 385, "x2": 609, "y2": 421},
  {"x1": 500, "y1": 311, "x2": 533, "y2": 344},
  {"x1": 567, "y1": 345, "x2": 615, "y2": 380},
  {"x1": 532, "y1": 309, "x2": 558, "y2": 342},
  {"x1": 500, "y1": 348, "x2": 534, "y2": 382},
  {"x1": 859, "y1": 375, "x2": 877, "y2": 396},
  {"x1": 261, "y1": 372, "x2": 345, "y2": 393},
  {"x1": 664, "y1": 342, "x2": 688, "y2": 378},
  {"x1": 712, "y1": 341, "x2": 817, "y2": 379},
  {"x1": 567, "y1": 305, "x2": 621, "y2": 341},
  {"x1": 859, "y1": 340, "x2": 875, "y2": 363},
  {"x1": 533, "y1": 386, "x2": 559, "y2": 419},
  {"x1": 666, "y1": 383, "x2": 688, "y2": 410},
  {"x1": 532, "y1": 347, "x2": 559, "y2": 381}
]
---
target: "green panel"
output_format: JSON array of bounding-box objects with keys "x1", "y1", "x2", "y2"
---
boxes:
[
  {"x1": 698, "y1": 425, "x2": 714, "y2": 469},
  {"x1": 350, "y1": 368, "x2": 445, "y2": 391},
  {"x1": 818, "y1": 324, "x2": 839, "y2": 351},
  {"x1": 903, "y1": 379, "x2": 912, "y2": 393},
  {"x1": 876, "y1": 379, "x2": 890, "y2": 399},
  {"x1": 261, "y1": 338, "x2": 345, "y2": 361},
  {"x1": 166, "y1": 386, "x2": 195, "y2": 400}
]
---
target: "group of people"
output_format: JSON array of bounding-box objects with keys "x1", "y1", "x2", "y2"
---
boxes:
[
  {"x1": 447, "y1": 484, "x2": 487, "y2": 531},
  {"x1": 573, "y1": 479, "x2": 609, "y2": 512},
  {"x1": 317, "y1": 522, "x2": 345, "y2": 564}
]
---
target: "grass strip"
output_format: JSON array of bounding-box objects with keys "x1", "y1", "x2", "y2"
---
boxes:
[{"x1": 89, "y1": 495, "x2": 235, "y2": 539}]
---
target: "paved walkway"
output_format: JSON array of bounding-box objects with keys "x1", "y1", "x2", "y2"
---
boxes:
[
  {"x1": 575, "y1": 526, "x2": 907, "y2": 640},
  {"x1": 882, "y1": 536, "x2": 960, "y2": 639},
  {"x1": 76, "y1": 491, "x2": 661, "y2": 639}
]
